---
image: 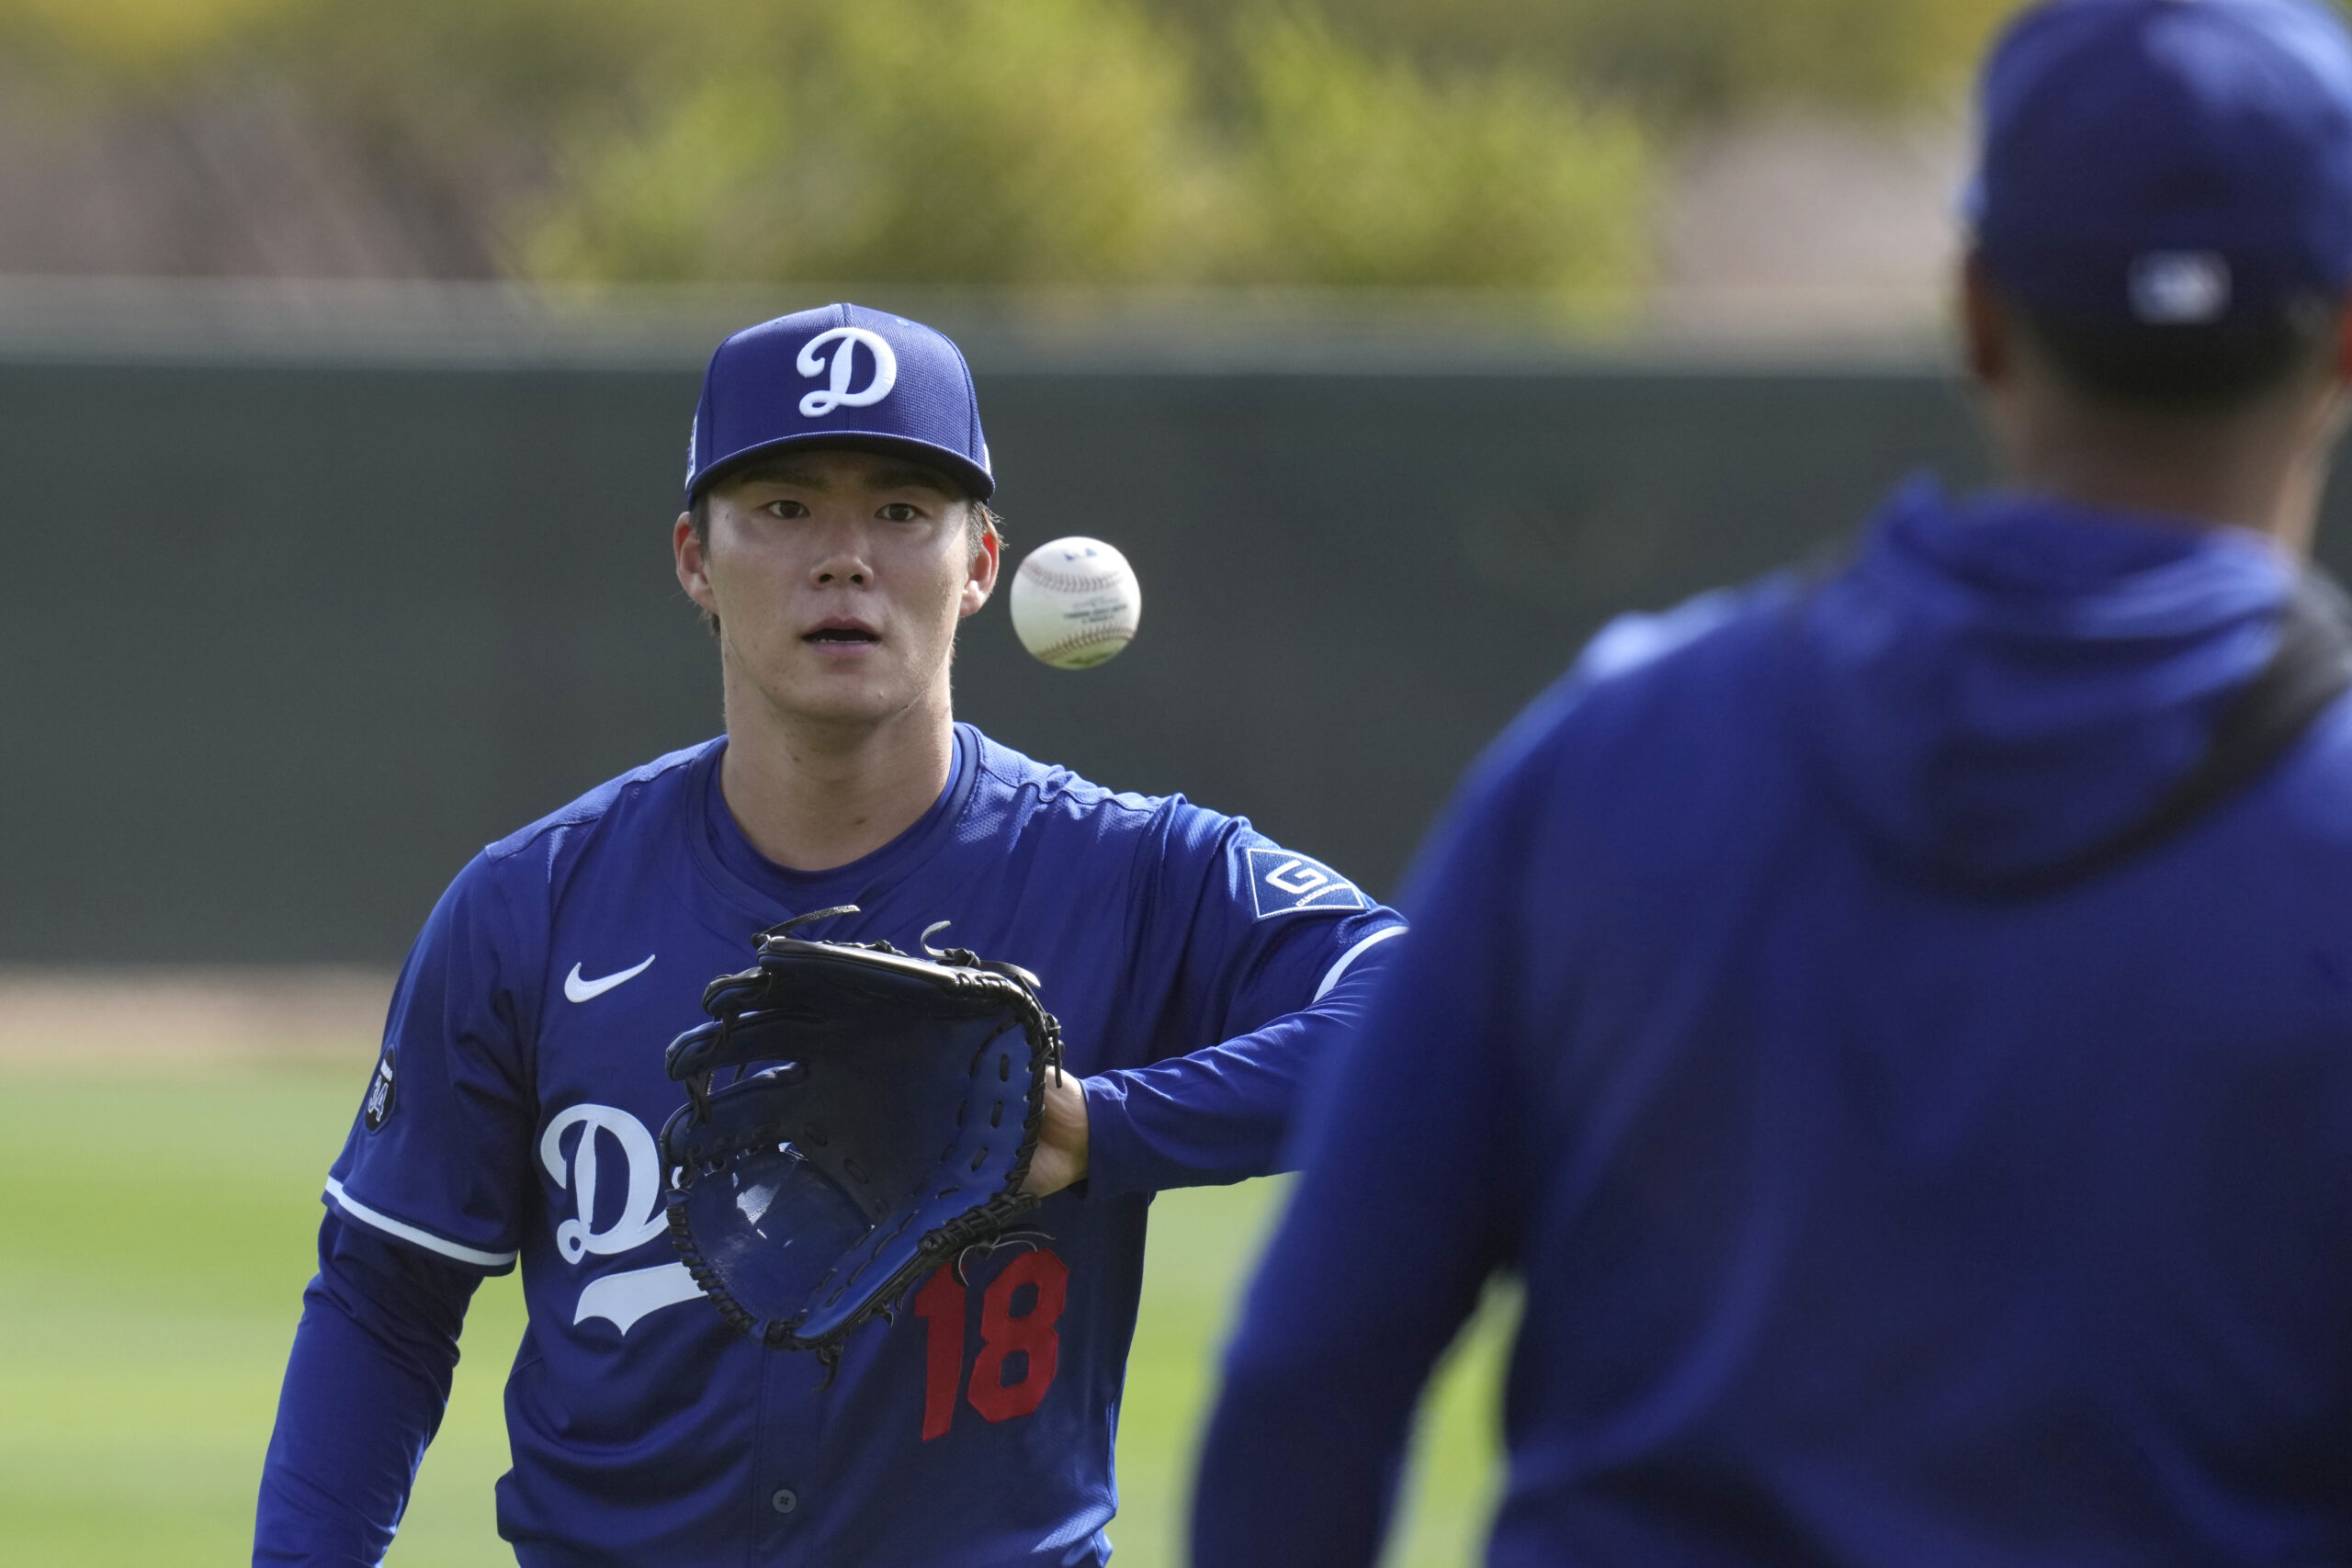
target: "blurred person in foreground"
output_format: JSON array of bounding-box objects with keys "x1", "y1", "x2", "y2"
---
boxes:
[{"x1": 1193, "y1": 1, "x2": 2352, "y2": 1562}]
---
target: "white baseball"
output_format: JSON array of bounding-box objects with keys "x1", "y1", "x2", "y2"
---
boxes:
[{"x1": 1010, "y1": 537, "x2": 1142, "y2": 670}]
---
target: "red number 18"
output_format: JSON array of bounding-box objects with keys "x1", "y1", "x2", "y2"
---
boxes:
[{"x1": 910, "y1": 1248, "x2": 1069, "y2": 1441}]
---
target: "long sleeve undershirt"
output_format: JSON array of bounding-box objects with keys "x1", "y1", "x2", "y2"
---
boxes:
[{"x1": 254, "y1": 1211, "x2": 483, "y2": 1568}]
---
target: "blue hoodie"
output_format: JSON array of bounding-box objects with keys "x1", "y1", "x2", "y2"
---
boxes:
[{"x1": 1193, "y1": 479, "x2": 2352, "y2": 1567}]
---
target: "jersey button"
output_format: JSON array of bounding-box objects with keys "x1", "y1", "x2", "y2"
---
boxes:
[{"x1": 770, "y1": 1487, "x2": 799, "y2": 1516}]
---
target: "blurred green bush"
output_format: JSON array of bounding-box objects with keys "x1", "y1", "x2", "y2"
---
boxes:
[{"x1": 0, "y1": 0, "x2": 2036, "y2": 298}]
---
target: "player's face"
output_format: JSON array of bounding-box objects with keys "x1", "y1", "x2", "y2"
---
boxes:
[{"x1": 673, "y1": 448, "x2": 997, "y2": 732}]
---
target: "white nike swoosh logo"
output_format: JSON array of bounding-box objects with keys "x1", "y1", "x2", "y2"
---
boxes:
[{"x1": 565, "y1": 954, "x2": 656, "y2": 1003}]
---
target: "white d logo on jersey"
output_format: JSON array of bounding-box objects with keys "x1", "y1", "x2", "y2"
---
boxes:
[
  {"x1": 539, "y1": 1103, "x2": 670, "y2": 1264},
  {"x1": 539, "y1": 1103, "x2": 703, "y2": 1334},
  {"x1": 796, "y1": 326, "x2": 899, "y2": 417}
]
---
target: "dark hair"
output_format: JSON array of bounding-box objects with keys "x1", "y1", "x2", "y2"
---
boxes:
[{"x1": 2018, "y1": 299, "x2": 2339, "y2": 413}]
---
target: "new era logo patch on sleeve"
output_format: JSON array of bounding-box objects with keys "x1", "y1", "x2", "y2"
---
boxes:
[{"x1": 1245, "y1": 846, "x2": 1367, "y2": 919}]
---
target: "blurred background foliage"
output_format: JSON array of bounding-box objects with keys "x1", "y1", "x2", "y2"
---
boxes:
[{"x1": 0, "y1": 0, "x2": 2028, "y2": 299}]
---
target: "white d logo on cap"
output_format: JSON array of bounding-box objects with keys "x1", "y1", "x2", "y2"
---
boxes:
[{"x1": 797, "y1": 327, "x2": 899, "y2": 417}]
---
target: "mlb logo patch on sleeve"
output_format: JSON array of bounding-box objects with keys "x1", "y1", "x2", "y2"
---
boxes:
[
  {"x1": 1245, "y1": 846, "x2": 1367, "y2": 919},
  {"x1": 363, "y1": 1047, "x2": 397, "y2": 1132}
]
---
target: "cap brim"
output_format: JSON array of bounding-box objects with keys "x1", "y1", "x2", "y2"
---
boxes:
[{"x1": 690, "y1": 432, "x2": 994, "y2": 503}]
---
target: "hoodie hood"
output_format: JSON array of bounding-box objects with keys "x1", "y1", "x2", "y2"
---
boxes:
[{"x1": 1799, "y1": 477, "x2": 2294, "y2": 887}]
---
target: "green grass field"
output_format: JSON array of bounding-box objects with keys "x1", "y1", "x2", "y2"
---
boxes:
[{"x1": 0, "y1": 1056, "x2": 1510, "y2": 1566}]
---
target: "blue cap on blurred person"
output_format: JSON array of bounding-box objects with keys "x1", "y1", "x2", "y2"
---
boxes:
[
  {"x1": 687, "y1": 303, "x2": 994, "y2": 503},
  {"x1": 1969, "y1": 0, "x2": 2352, "y2": 325}
]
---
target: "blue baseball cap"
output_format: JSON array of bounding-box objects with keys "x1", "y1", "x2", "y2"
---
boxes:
[
  {"x1": 1970, "y1": 0, "x2": 2352, "y2": 325},
  {"x1": 686, "y1": 302, "x2": 994, "y2": 503}
]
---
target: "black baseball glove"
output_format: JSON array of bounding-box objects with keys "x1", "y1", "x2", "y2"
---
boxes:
[{"x1": 660, "y1": 906, "x2": 1064, "y2": 1373}]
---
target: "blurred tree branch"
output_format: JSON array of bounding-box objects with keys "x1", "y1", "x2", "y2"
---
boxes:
[{"x1": 0, "y1": 0, "x2": 2052, "y2": 295}]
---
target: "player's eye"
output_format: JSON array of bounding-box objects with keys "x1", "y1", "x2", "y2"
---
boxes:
[
  {"x1": 763, "y1": 499, "x2": 810, "y2": 519},
  {"x1": 877, "y1": 502, "x2": 923, "y2": 523}
]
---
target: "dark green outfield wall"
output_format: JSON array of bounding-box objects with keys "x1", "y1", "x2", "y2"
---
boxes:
[{"x1": 2, "y1": 357, "x2": 2045, "y2": 961}]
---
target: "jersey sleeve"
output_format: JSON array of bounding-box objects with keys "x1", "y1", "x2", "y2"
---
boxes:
[
  {"x1": 1081, "y1": 810, "x2": 1407, "y2": 1196},
  {"x1": 322, "y1": 850, "x2": 544, "y2": 1273},
  {"x1": 1191, "y1": 744, "x2": 1539, "y2": 1568}
]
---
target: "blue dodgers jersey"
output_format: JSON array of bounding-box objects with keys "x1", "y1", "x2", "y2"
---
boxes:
[{"x1": 323, "y1": 724, "x2": 1400, "y2": 1567}]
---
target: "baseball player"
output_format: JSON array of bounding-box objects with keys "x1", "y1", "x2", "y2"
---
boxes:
[
  {"x1": 1194, "y1": 2, "x2": 2352, "y2": 1564},
  {"x1": 251, "y1": 303, "x2": 1404, "y2": 1566}
]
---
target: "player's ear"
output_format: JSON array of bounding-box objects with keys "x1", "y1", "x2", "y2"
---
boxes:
[
  {"x1": 959, "y1": 510, "x2": 1000, "y2": 619},
  {"x1": 1961, "y1": 253, "x2": 2014, "y2": 389},
  {"x1": 2302, "y1": 298, "x2": 2352, "y2": 454},
  {"x1": 675, "y1": 510, "x2": 717, "y2": 615}
]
